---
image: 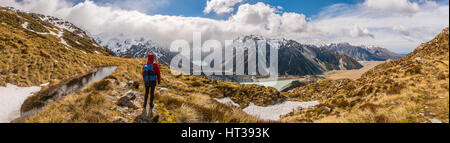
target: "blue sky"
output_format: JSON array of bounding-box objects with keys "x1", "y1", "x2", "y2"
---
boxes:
[
  {"x1": 79, "y1": 0, "x2": 448, "y2": 18},
  {"x1": 82, "y1": 0, "x2": 362, "y2": 17}
]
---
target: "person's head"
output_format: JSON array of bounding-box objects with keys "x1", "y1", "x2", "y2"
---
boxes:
[{"x1": 147, "y1": 53, "x2": 154, "y2": 64}]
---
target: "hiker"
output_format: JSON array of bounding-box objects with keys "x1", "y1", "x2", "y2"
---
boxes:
[{"x1": 142, "y1": 53, "x2": 161, "y2": 110}]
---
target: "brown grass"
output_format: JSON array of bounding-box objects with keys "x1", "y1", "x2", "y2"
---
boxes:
[{"x1": 282, "y1": 28, "x2": 449, "y2": 123}]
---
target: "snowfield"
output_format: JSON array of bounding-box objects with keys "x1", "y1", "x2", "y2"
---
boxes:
[
  {"x1": 214, "y1": 97, "x2": 241, "y2": 107},
  {"x1": 215, "y1": 97, "x2": 320, "y2": 121},
  {"x1": 0, "y1": 83, "x2": 41, "y2": 123},
  {"x1": 243, "y1": 101, "x2": 320, "y2": 121}
]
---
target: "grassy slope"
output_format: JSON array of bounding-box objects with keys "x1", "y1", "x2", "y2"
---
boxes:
[
  {"x1": 0, "y1": 8, "x2": 115, "y2": 87},
  {"x1": 282, "y1": 28, "x2": 449, "y2": 123},
  {"x1": 1, "y1": 7, "x2": 283, "y2": 123},
  {"x1": 26, "y1": 58, "x2": 278, "y2": 123}
]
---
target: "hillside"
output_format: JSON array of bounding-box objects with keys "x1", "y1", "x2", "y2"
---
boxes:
[
  {"x1": 1, "y1": 7, "x2": 284, "y2": 123},
  {"x1": 321, "y1": 43, "x2": 403, "y2": 61},
  {"x1": 282, "y1": 28, "x2": 449, "y2": 123},
  {"x1": 0, "y1": 7, "x2": 115, "y2": 87}
]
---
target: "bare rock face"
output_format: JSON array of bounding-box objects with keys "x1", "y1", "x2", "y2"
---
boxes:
[{"x1": 117, "y1": 91, "x2": 138, "y2": 109}]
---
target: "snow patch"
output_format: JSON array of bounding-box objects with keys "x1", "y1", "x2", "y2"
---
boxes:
[
  {"x1": 60, "y1": 38, "x2": 72, "y2": 48},
  {"x1": 94, "y1": 51, "x2": 102, "y2": 54},
  {"x1": 40, "y1": 82, "x2": 49, "y2": 87},
  {"x1": 428, "y1": 118, "x2": 442, "y2": 123},
  {"x1": 80, "y1": 50, "x2": 87, "y2": 54},
  {"x1": 21, "y1": 22, "x2": 51, "y2": 35},
  {"x1": 0, "y1": 83, "x2": 41, "y2": 123},
  {"x1": 21, "y1": 22, "x2": 29, "y2": 29},
  {"x1": 243, "y1": 101, "x2": 320, "y2": 121},
  {"x1": 214, "y1": 97, "x2": 240, "y2": 107}
]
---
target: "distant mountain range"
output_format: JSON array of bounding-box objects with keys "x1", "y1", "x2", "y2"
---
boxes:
[
  {"x1": 94, "y1": 37, "x2": 175, "y2": 65},
  {"x1": 232, "y1": 35, "x2": 363, "y2": 76},
  {"x1": 320, "y1": 43, "x2": 404, "y2": 61},
  {"x1": 94, "y1": 35, "x2": 366, "y2": 78}
]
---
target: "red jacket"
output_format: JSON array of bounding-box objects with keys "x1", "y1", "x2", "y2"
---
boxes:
[{"x1": 142, "y1": 53, "x2": 161, "y2": 84}]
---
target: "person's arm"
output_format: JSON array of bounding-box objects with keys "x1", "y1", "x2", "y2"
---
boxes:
[{"x1": 155, "y1": 63, "x2": 161, "y2": 84}]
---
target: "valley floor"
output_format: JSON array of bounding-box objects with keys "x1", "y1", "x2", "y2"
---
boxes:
[{"x1": 322, "y1": 61, "x2": 384, "y2": 80}]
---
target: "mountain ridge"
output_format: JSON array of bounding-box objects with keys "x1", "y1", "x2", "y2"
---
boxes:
[{"x1": 320, "y1": 43, "x2": 404, "y2": 61}]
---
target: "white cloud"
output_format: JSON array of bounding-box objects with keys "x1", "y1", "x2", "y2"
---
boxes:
[
  {"x1": 363, "y1": 0, "x2": 420, "y2": 14},
  {"x1": 1, "y1": 0, "x2": 72, "y2": 15},
  {"x1": 1, "y1": 0, "x2": 312, "y2": 46},
  {"x1": 0, "y1": 0, "x2": 448, "y2": 53},
  {"x1": 277, "y1": 6, "x2": 283, "y2": 10},
  {"x1": 204, "y1": 0, "x2": 243, "y2": 15},
  {"x1": 349, "y1": 25, "x2": 374, "y2": 38},
  {"x1": 304, "y1": 0, "x2": 448, "y2": 52},
  {"x1": 392, "y1": 25, "x2": 410, "y2": 36}
]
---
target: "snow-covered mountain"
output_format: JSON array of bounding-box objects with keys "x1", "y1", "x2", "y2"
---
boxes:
[
  {"x1": 320, "y1": 43, "x2": 404, "y2": 61},
  {"x1": 226, "y1": 35, "x2": 363, "y2": 76},
  {"x1": 94, "y1": 36, "x2": 174, "y2": 65}
]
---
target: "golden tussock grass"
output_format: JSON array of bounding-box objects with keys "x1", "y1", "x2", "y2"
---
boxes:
[{"x1": 282, "y1": 28, "x2": 449, "y2": 123}]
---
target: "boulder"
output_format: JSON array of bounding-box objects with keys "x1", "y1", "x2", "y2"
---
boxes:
[
  {"x1": 280, "y1": 77, "x2": 323, "y2": 92},
  {"x1": 117, "y1": 91, "x2": 138, "y2": 109},
  {"x1": 127, "y1": 81, "x2": 139, "y2": 89},
  {"x1": 119, "y1": 82, "x2": 127, "y2": 88}
]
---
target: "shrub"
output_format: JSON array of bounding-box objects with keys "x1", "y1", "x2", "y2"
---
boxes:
[
  {"x1": 84, "y1": 93, "x2": 105, "y2": 105},
  {"x1": 92, "y1": 80, "x2": 113, "y2": 91}
]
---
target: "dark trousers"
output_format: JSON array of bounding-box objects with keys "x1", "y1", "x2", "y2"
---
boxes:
[{"x1": 144, "y1": 81, "x2": 157, "y2": 109}]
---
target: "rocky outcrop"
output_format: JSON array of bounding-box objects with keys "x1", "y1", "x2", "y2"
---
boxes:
[
  {"x1": 280, "y1": 76, "x2": 324, "y2": 92},
  {"x1": 117, "y1": 90, "x2": 139, "y2": 109}
]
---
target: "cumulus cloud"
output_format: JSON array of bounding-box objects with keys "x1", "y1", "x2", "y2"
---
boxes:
[
  {"x1": 363, "y1": 0, "x2": 420, "y2": 14},
  {"x1": 1, "y1": 0, "x2": 72, "y2": 15},
  {"x1": 349, "y1": 25, "x2": 374, "y2": 38},
  {"x1": 304, "y1": 0, "x2": 448, "y2": 52},
  {"x1": 0, "y1": 0, "x2": 448, "y2": 53},
  {"x1": 203, "y1": 0, "x2": 244, "y2": 15},
  {"x1": 392, "y1": 25, "x2": 410, "y2": 36},
  {"x1": 1, "y1": 0, "x2": 312, "y2": 47}
]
